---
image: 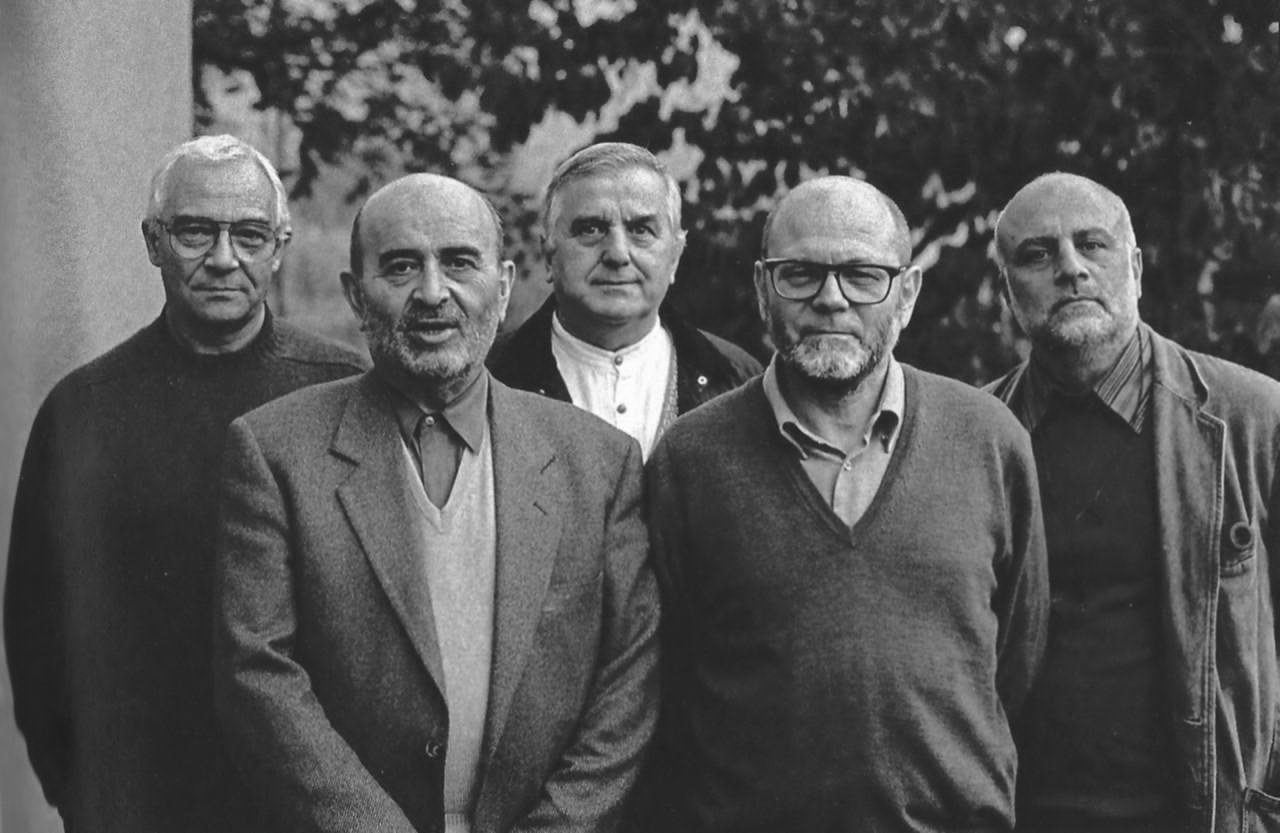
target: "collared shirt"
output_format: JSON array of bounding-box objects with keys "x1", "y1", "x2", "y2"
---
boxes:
[
  {"x1": 549, "y1": 312, "x2": 676, "y2": 459},
  {"x1": 384, "y1": 371, "x2": 490, "y2": 505},
  {"x1": 1015, "y1": 327, "x2": 1151, "y2": 434},
  {"x1": 762, "y1": 356, "x2": 905, "y2": 529}
]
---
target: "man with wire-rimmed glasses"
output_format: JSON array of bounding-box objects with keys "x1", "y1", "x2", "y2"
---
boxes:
[
  {"x1": 635, "y1": 176, "x2": 1048, "y2": 833},
  {"x1": 5, "y1": 134, "x2": 365, "y2": 832}
]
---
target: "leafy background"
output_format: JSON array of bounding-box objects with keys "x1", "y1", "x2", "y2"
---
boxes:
[{"x1": 193, "y1": 0, "x2": 1280, "y2": 383}]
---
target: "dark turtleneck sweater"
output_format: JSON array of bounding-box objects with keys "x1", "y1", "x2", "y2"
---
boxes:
[{"x1": 5, "y1": 309, "x2": 367, "y2": 833}]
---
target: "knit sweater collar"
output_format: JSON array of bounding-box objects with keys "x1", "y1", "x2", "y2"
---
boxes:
[{"x1": 149, "y1": 304, "x2": 282, "y2": 371}]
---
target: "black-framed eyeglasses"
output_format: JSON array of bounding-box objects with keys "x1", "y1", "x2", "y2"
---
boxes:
[
  {"x1": 761, "y1": 258, "x2": 909, "y2": 305},
  {"x1": 156, "y1": 218, "x2": 285, "y2": 263}
]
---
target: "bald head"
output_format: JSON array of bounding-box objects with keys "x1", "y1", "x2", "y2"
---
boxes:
[
  {"x1": 762, "y1": 177, "x2": 912, "y2": 265},
  {"x1": 349, "y1": 173, "x2": 504, "y2": 276},
  {"x1": 995, "y1": 172, "x2": 1135, "y2": 269}
]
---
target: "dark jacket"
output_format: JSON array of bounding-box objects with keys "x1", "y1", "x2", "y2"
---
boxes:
[
  {"x1": 488, "y1": 298, "x2": 762, "y2": 415},
  {"x1": 987, "y1": 324, "x2": 1280, "y2": 833}
]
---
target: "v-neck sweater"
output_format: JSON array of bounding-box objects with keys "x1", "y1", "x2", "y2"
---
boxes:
[{"x1": 642, "y1": 367, "x2": 1048, "y2": 833}]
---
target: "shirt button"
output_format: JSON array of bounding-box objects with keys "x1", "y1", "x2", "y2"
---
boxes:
[
  {"x1": 423, "y1": 416, "x2": 435, "y2": 427},
  {"x1": 842, "y1": 461, "x2": 852, "y2": 471},
  {"x1": 696, "y1": 375, "x2": 709, "y2": 387},
  {"x1": 617, "y1": 403, "x2": 627, "y2": 414},
  {"x1": 613, "y1": 355, "x2": 624, "y2": 366}
]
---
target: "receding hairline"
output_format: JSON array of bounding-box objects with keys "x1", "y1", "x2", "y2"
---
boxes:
[
  {"x1": 993, "y1": 172, "x2": 1137, "y2": 267},
  {"x1": 761, "y1": 177, "x2": 912, "y2": 264},
  {"x1": 145, "y1": 134, "x2": 291, "y2": 232},
  {"x1": 348, "y1": 174, "x2": 505, "y2": 275},
  {"x1": 541, "y1": 142, "x2": 683, "y2": 237}
]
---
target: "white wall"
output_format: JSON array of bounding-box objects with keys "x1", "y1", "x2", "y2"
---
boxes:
[{"x1": 0, "y1": 1, "x2": 192, "y2": 829}]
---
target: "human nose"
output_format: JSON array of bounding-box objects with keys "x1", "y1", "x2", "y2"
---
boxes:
[
  {"x1": 1055, "y1": 242, "x2": 1090, "y2": 286},
  {"x1": 810, "y1": 269, "x2": 851, "y2": 310},
  {"x1": 600, "y1": 227, "x2": 630, "y2": 267},
  {"x1": 205, "y1": 227, "x2": 239, "y2": 270},
  {"x1": 410, "y1": 261, "x2": 450, "y2": 306}
]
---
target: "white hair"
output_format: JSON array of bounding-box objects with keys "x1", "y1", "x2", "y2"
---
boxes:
[{"x1": 144, "y1": 134, "x2": 290, "y2": 231}]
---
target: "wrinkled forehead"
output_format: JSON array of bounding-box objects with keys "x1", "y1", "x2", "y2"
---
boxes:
[
  {"x1": 999, "y1": 179, "x2": 1129, "y2": 245},
  {"x1": 162, "y1": 156, "x2": 274, "y2": 219},
  {"x1": 768, "y1": 185, "x2": 902, "y2": 260},
  {"x1": 361, "y1": 180, "x2": 498, "y2": 257},
  {"x1": 550, "y1": 168, "x2": 672, "y2": 222}
]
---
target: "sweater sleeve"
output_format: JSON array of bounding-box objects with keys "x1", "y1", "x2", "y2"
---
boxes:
[
  {"x1": 621, "y1": 434, "x2": 692, "y2": 833},
  {"x1": 4, "y1": 396, "x2": 72, "y2": 810},
  {"x1": 992, "y1": 425, "x2": 1050, "y2": 727}
]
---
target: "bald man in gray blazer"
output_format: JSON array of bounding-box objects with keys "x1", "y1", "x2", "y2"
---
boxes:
[{"x1": 213, "y1": 173, "x2": 658, "y2": 833}]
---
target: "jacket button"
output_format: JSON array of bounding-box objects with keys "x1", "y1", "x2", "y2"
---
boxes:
[
  {"x1": 425, "y1": 741, "x2": 443, "y2": 759},
  {"x1": 696, "y1": 375, "x2": 709, "y2": 387}
]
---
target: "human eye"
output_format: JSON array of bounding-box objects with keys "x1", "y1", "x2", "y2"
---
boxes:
[
  {"x1": 627, "y1": 220, "x2": 658, "y2": 242},
  {"x1": 170, "y1": 220, "x2": 217, "y2": 247},
  {"x1": 1015, "y1": 245, "x2": 1052, "y2": 267},
  {"x1": 441, "y1": 252, "x2": 482, "y2": 274},
  {"x1": 836, "y1": 264, "x2": 891, "y2": 286},
  {"x1": 379, "y1": 258, "x2": 422, "y2": 283},
  {"x1": 774, "y1": 261, "x2": 823, "y2": 288},
  {"x1": 229, "y1": 223, "x2": 273, "y2": 251},
  {"x1": 1078, "y1": 236, "x2": 1110, "y2": 254},
  {"x1": 571, "y1": 219, "x2": 608, "y2": 242}
]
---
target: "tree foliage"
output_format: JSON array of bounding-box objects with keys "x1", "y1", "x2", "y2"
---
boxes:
[{"x1": 194, "y1": 0, "x2": 1280, "y2": 381}]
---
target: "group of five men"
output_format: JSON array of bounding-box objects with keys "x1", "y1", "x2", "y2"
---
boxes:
[{"x1": 6, "y1": 134, "x2": 1279, "y2": 833}]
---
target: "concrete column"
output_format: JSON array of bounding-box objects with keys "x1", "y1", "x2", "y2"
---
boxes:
[{"x1": 0, "y1": 1, "x2": 192, "y2": 830}]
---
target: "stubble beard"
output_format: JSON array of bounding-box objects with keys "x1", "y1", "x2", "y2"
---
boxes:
[
  {"x1": 775, "y1": 312, "x2": 900, "y2": 392},
  {"x1": 362, "y1": 303, "x2": 502, "y2": 390},
  {"x1": 1030, "y1": 287, "x2": 1140, "y2": 363}
]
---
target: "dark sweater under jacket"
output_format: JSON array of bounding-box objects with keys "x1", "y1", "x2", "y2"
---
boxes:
[
  {"x1": 488, "y1": 297, "x2": 762, "y2": 415},
  {"x1": 639, "y1": 368, "x2": 1049, "y2": 833},
  {"x1": 5, "y1": 309, "x2": 367, "y2": 833}
]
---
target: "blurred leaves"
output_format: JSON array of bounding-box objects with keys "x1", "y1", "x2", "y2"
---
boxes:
[{"x1": 195, "y1": 0, "x2": 1280, "y2": 380}]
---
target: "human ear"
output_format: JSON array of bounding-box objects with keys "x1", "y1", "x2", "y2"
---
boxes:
[{"x1": 340, "y1": 271, "x2": 366, "y2": 321}]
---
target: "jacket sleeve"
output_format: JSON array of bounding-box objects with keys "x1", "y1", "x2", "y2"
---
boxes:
[
  {"x1": 993, "y1": 425, "x2": 1050, "y2": 726},
  {"x1": 512, "y1": 438, "x2": 661, "y2": 833},
  {"x1": 618, "y1": 435, "x2": 692, "y2": 833},
  {"x1": 212, "y1": 417, "x2": 417, "y2": 833},
  {"x1": 4, "y1": 398, "x2": 71, "y2": 811}
]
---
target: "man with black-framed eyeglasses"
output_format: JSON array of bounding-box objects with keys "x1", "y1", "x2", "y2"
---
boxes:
[
  {"x1": 635, "y1": 176, "x2": 1049, "y2": 833},
  {"x1": 5, "y1": 134, "x2": 366, "y2": 832}
]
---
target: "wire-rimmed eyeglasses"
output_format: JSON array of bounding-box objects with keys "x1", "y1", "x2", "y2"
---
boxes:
[{"x1": 155, "y1": 218, "x2": 285, "y2": 263}]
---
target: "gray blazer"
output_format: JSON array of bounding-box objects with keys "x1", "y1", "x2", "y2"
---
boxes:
[{"x1": 213, "y1": 372, "x2": 659, "y2": 833}]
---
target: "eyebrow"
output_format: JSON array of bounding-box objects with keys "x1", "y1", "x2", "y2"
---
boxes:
[{"x1": 171, "y1": 214, "x2": 271, "y2": 225}]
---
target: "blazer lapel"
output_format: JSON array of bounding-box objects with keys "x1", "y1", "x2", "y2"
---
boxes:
[
  {"x1": 482, "y1": 381, "x2": 562, "y2": 762},
  {"x1": 332, "y1": 374, "x2": 446, "y2": 691}
]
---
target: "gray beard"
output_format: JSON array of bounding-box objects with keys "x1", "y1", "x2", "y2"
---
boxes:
[
  {"x1": 775, "y1": 316, "x2": 898, "y2": 393},
  {"x1": 362, "y1": 304, "x2": 502, "y2": 389}
]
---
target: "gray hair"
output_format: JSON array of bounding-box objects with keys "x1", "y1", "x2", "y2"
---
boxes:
[
  {"x1": 541, "y1": 142, "x2": 683, "y2": 237},
  {"x1": 144, "y1": 134, "x2": 291, "y2": 232}
]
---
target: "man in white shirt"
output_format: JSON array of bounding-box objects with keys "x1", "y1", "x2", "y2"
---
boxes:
[{"x1": 489, "y1": 142, "x2": 760, "y2": 457}]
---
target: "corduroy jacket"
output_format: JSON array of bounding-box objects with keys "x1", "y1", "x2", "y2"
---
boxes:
[{"x1": 988, "y1": 324, "x2": 1280, "y2": 833}]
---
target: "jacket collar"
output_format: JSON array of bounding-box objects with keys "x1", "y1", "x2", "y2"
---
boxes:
[
  {"x1": 493, "y1": 295, "x2": 745, "y2": 407},
  {"x1": 329, "y1": 373, "x2": 563, "y2": 768}
]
